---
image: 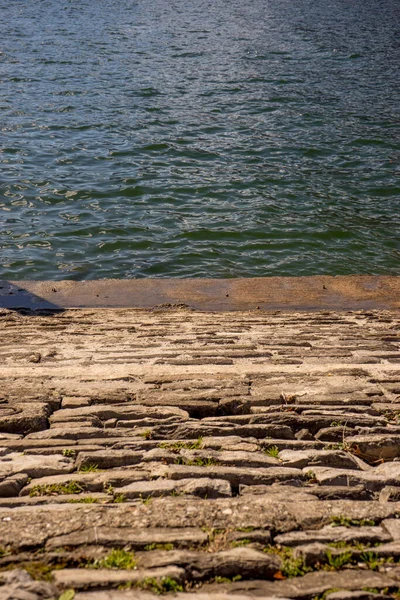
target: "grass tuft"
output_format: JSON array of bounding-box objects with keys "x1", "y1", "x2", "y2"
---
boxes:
[
  {"x1": 88, "y1": 548, "x2": 137, "y2": 570},
  {"x1": 160, "y1": 438, "x2": 203, "y2": 452},
  {"x1": 121, "y1": 576, "x2": 183, "y2": 594},
  {"x1": 264, "y1": 445, "x2": 279, "y2": 458},
  {"x1": 78, "y1": 464, "x2": 99, "y2": 473},
  {"x1": 331, "y1": 516, "x2": 375, "y2": 528},
  {"x1": 29, "y1": 481, "x2": 85, "y2": 497},
  {"x1": 144, "y1": 543, "x2": 174, "y2": 551}
]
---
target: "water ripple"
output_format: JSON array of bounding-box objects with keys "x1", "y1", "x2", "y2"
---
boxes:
[{"x1": 0, "y1": 0, "x2": 399, "y2": 279}]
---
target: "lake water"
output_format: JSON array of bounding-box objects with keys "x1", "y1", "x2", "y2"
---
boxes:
[{"x1": 1, "y1": 0, "x2": 399, "y2": 280}]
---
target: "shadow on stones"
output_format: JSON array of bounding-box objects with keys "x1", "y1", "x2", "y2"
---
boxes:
[{"x1": 0, "y1": 280, "x2": 64, "y2": 315}]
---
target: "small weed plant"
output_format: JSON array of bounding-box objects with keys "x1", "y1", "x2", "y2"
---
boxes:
[
  {"x1": 331, "y1": 516, "x2": 375, "y2": 528},
  {"x1": 88, "y1": 548, "x2": 137, "y2": 570},
  {"x1": 30, "y1": 481, "x2": 84, "y2": 497},
  {"x1": 264, "y1": 446, "x2": 280, "y2": 458},
  {"x1": 78, "y1": 464, "x2": 99, "y2": 473},
  {"x1": 160, "y1": 438, "x2": 203, "y2": 452}
]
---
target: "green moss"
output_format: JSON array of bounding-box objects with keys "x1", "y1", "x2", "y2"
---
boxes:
[
  {"x1": 68, "y1": 496, "x2": 99, "y2": 504},
  {"x1": 144, "y1": 543, "x2": 174, "y2": 551},
  {"x1": 230, "y1": 539, "x2": 251, "y2": 547},
  {"x1": 0, "y1": 546, "x2": 11, "y2": 558},
  {"x1": 186, "y1": 457, "x2": 220, "y2": 467},
  {"x1": 29, "y1": 481, "x2": 85, "y2": 497},
  {"x1": 214, "y1": 574, "x2": 242, "y2": 583},
  {"x1": 122, "y1": 577, "x2": 183, "y2": 594},
  {"x1": 328, "y1": 540, "x2": 366, "y2": 551},
  {"x1": 0, "y1": 561, "x2": 59, "y2": 581},
  {"x1": 331, "y1": 516, "x2": 375, "y2": 527}
]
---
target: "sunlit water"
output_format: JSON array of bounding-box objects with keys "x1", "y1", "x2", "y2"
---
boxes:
[{"x1": 1, "y1": 0, "x2": 399, "y2": 279}]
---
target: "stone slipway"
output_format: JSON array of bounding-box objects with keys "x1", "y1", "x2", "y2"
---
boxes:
[
  {"x1": 1, "y1": 275, "x2": 399, "y2": 310},
  {"x1": 0, "y1": 276, "x2": 400, "y2": 599}
]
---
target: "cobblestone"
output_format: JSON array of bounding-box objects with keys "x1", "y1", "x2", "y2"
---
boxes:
[{"x1": 0, "y1": 307, "x2": 400, "y2": 598}]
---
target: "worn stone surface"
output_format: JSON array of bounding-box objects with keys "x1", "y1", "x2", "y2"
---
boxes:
[
  {"x1": 0, "y1": 307, "x2": 400, "y2": 598},
  {"x1": 0, "y1": 569, "x2": 58, "y2": 600},
  {"x1": 0, "y1": 452, "x2": 74, "y2": 479},
  {"x1": 201, "y1": 570, "x2": 397, "y2": 597},
  {"x1": 53, "y1": 565, "x2": 186, "y2": 589}
]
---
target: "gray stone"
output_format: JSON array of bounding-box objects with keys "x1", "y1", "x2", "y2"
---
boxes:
[
  {"x1": 0, "y1": 452, "x2": 74, "y2": 479},
  {"x1": 0, "y1": 568, "x2": 58, "y2": 600},
  {"x1": 383, "y1": 564, "x2": 400, "y2": 582},
  {"x1": 274, "y1": 524, "x2": 391, "y2": 546},
  {"x1": 75, "y1": 594, "x2": 289, "y2": 600},
  {"x1": 2, "y1": 498, "x2": 400, "y2": 550},
  {"x1": 25, "y1": 427, "x2": 143, "y2": 440},
  {"x1": 344, "y1": 434, "x2": 400, "y2": 461},
  {"x1": 0, "y1": 433, "x2": 23, "y2": 440},
  {"x1": 303, "y1": 466, "x2": 400, "y2": 491},
  {"x1": 154, "y1": 464, "x2": 305, "y2": 487},
  {"x1": 292, "y1": 542, "x2": 331, "y2": 566},
  {"x1": 374, "y1": 461, "x2": 400, "y2": 478},
  {"x1": 305, "y1": 485, "x2": 370, "y2": 500},
  {"x1": 46, "y1": 526, "x2": 209, "y2": 551},
  {"x1": 278, "y1": 449, "x2": 365, "y2": 470},
  {"x1": 173, "y1": 423, "x2": 295, "y2": 440},
  {"x1": 0, "y1": 403, "x2": 50, "y2": 435},
  {"x1": 61, "y1": 396, "x2": 92, "y2": 408},
  {"x1": 316, "y1": 427, "x2": 356, "y2": 441},
  {"x1": 295, "y1": 428, "x2": 314, "y2": 440},
  {"x1": 75, "y1": 450, "x2": 143, "y2": 470},
  {"x1": 135, "y1": 547, "x2": 281, "y2": 580},
  {"x1": 362, "y1": 541, "x2": 400, "y2": 558},
  {"x1": 119, "y1": 477, "x2": 231, "y2": 499},
  {"x1": 180, "y1": 477, "x2": 232, "y2": 498},
  {"x1": 179, "y1": 449, "x2": 280, "y2": 468},
  {"x1": 0, "y1": 473, "x2": 29, "y2": 497},
  {"x1": 218, "y1": 396, "x2": 251, "y2": 415},
  {"x1": 53, "y1": 565, "x2": 186, "y2": 590},
  {"x1": 75, "y1": 593, "x2": 159, "y2": 600},
  {"x1": 239, "y1": 485, "x2": 318, "y2": 502},
  {"x1": 382, "y1": 518, "x2": 400, "y2": 540},
  {"x1": 250, "y1": 413, "x2": 384, "y2": 435},
  {"x1": 0, "y1": 492, "x2": 111, "y2": 507},
  {"x1": 50, "y1": 404, "x2": 189, "y2": 423},
  {"x1": 21, "y1": 468, "x2": 150, "y2": 496},
  {"x1": 326, "y1": 592, "x2": 390, "y2": 600},
  {"x1": 187, "y1": 547, "x2": 282, "y2": 580},
  {"x1": 203, "y1": 569, "x2": 396, "y2": 597}
]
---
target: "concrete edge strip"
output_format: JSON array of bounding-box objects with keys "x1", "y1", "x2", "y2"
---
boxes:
[{"x1": 0, "y1": 275, "x2": 399, "y2": 311}]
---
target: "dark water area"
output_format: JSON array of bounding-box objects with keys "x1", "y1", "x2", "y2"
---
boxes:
[{"x1": 1, "y1": 0, "x2": 399, "y2": 280}]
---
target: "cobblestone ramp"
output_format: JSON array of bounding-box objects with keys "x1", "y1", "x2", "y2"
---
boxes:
[{"x1": 0, "y1": 307, "x2": 400, "y2": 600}]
